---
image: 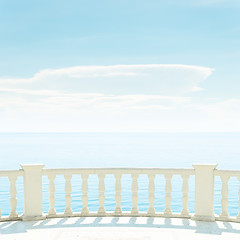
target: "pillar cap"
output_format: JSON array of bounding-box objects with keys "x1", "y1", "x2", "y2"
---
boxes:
[
  {"x1": 21, "y1": 164, "x2": 45, "y2": 170},
  {"x1": 192, "y1": 164, "x2": 218, "y2": 170}
]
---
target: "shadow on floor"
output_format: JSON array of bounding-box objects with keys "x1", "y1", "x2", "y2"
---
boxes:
[{"x1": 1, "y1": 217, "x2": 240, "y2": 236}]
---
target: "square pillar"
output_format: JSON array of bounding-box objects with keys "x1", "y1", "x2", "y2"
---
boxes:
[
  {"x1": 21, "y1": 164, "x2": 45, "y2": 220},
  {"x1": 192, "y1": 164, "x2": 217, "y2": 222}
]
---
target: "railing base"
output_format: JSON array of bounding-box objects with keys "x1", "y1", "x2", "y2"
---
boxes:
[
  {"x1": 43, "y1": 212, "x2": 193, "y2": 219},
  {"x1": 22, "y1": 215, "x2": 46, "y2": 221},
  {"x1": 0, "y1": 216, "x2": 22, "y2": 222},
  {"x1": 3, "y1": 214, "x2": 240, "y2": 224},
  {"x1": 191, "y1": 214, "x2": 215, "y2": 222}
]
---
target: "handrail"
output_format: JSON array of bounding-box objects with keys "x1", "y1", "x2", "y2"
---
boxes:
[
  {"x1": 214, "y1": 170, "x2": 240, "y2": 177},
  {"x1": 0, "y1": 169, "x2": 23, "y2": 177},
  {"x1": 42, "y1": 168, "x2": 195, "y2": 175}
]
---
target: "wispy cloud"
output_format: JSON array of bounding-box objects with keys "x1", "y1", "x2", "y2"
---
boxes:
[
  {"x1": 0, "y1": 88, "x2": 189, "y2": 110},
  {"x1": 2, "y1": 64, "x2": 231, "y2": 132},
  {"x1": 0, "y1": 64, "x2": 214, "y2": 95},
  {"x1": 0, "y1": 63, "x2": 213, "y2": 113}
]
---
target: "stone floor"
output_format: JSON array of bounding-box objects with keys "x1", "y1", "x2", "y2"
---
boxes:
[{"x1": 1, "y1": 217, "x2": 240, "y2": 240}]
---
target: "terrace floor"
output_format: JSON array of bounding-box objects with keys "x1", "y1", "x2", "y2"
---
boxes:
[{"x1": 1, "y1": 217, "x2": 240, "y2": 240}]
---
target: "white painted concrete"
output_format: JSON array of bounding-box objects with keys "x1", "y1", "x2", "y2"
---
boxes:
[
  {"x1": 192, "y1": 164, "x2": 217, "y2": 222},
  {"x1": 1, "y1": 217, "x2": 240, "y2": 240},
  {"x1": 1, "y1": 164, "x2": 240, "y2": 223},
  {"x1": 21, "y1": 164, "x2": 45, "y2": 220}
]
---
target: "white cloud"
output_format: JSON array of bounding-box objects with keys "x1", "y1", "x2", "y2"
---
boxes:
[
  {"x1": 1, "y1": 94, "x2": 240, "y2": 132},
  {"x1": 0, "y1": 63, "x2": 211, "y2": 118},
  {"x1": 188, "y1": 98, "x2": 240, "y2": 117},
  {"x1": 0, "y1": 88, "x2": 189, "y2": 110},
  {"x1": 191, "y1": 86, "x2": 204, "y2": 92},
  {"x1": 0, "y1": 87, "x2": 62, "y2": 96},
  {"x1": 0, "y1": 64, "x2": 214, "y2": 95},
  {"x1": 5, "y1": 64, "x2": 238, "y2": 132}
]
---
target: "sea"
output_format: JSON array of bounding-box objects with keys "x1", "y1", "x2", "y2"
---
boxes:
[{"x1": 0, "y1": 132, "x2": 240, "y2": 217}]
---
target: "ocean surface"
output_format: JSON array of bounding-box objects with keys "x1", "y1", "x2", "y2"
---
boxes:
[{"x1": 0, "y1": 132, "x2": 240, "y2": 217}]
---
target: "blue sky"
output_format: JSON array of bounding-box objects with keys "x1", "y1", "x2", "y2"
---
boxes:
[{"x1": 0, "y1": 0, "x2": 239, "y2": 132}]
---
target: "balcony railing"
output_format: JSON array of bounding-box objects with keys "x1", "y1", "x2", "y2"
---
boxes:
[{"x1": 0, "y1": 164, "x2": 240, "y2": 223}]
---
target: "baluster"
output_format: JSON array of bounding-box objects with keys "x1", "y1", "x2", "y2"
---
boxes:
[
  {"x1": 98, "y1": 173, "x2": 106, "y2": 215},
  {"x1": 181, "y1": 174, "x2": 190, "y2": 217},
  {"x1": 147, "y1": 173, "x2": 155, "y2": 215},
  {"x1": 237, "y1": 176, "x2": 240, "y2": 220},
  {"x1": 114, "y1": 173, "x2": 122, "y2": 215},
  {"x1": 131, "y1": 173, "x2": 139, "y2": 215},
  {"x1": 48, "y1": 174, "x2": 56, "y2": 216},
  {"x1": 164, "y1": 173, "x2": 172, "y2": 215},
  {"x1": 81, "y1": 173, "x2": 89, "y2": 215},
  {"x1": 64, "y1": 174, "x2": 72, "y2": 215},
  {"x1": 8, "y1": 175, "x2": 18, "y2": 218},
  {"x1": 0, "y1": 178, "x2": 1, "y2": 217},
  {"x1": 219, "y1": 175, "x2": 230, "y2": 218}
]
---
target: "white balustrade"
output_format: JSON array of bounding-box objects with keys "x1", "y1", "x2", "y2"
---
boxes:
[
  {"x1": 8, "y1": 175, "x2": 18, "y2": 218},
  {"x1": 219, "y1": 175, "x2": 230, "y2": 218},
  {"x1": 181, "y1": 174, "x2": 190, "y2": 217},
  {"x1": 164, "y1": 173, "x2": 172, "y2": 215},
  {"x1": 131, "y1": 173, "x2": 139, "y2": 215},
  {"x1": 1, "y1": 164, "x2": 240, "y2": 223},
  {"x1": 147, "y1": 173, "x2": 155, "y2": 215},
  {"x1": 114, "y1": 173, "x2": 122, "y2": 215},
  {"x1": 0, "y1": 170, "x2": 23, "y2": 220},
  {"x1": 81, "y1": 173, "x2": 89, "y2": 215},
  {"x1": 64, "y1": 174, "x2": 72, "y2": 215},
  {"x1": 238, "y1": 176, "x2": 240, "y2": 220},
  {"x1": 98, "y1": 173, "x2": 106, "y2": 215},
  {"x1": 48, "y1": 174, "x2": 56, "y2": 216}
]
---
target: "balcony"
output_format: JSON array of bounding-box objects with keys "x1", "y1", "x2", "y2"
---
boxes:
[{"x1": 0, "y1": 164, "x2": 240, "y2": 239}]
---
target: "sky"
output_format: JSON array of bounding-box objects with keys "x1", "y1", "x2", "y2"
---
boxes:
[{"x1": 0, "y1": 0, "x2": 239, "y2": 132}]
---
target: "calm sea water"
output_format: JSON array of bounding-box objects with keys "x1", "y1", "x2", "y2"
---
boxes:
[{"x1": 0, "y1": 132, "x2": 240, "y2": 216}]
